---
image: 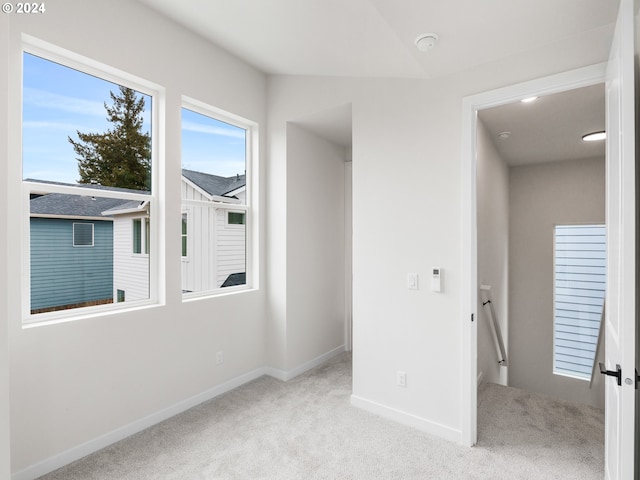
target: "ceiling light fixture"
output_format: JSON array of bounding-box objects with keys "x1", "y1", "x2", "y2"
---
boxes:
[
  {"x1": 497, "y1": 131, "x2": 511, "y2": 140},
  {"x1": 415, "y1": 33, "x2": 439, "y2": 51},
  {"x1": 582, "y1": 131, "x2": 606, "y2": 142},
  {"x1": 521, "y1": 96, "x2": 538, "y2": 103}
]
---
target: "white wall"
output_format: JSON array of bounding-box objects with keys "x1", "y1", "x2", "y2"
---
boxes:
[
  {"x1": 509, "y1": 157, "x2": 606, "y2": 408},
  {"x1": 0, "y1": 10, "x2": 12, "y2": 480},
  {"x1": 476, "y1": 120, "x2": 509, "y2": 387},
  {"x1": 268, "y1": 34, "x2": 610, "y2": 437},
  {"x1": 286, "y1": 123, "x2": 346, "y2": 369},
  {"x1": 4, "y1": 0, "x2": 267, "y2": 475}
]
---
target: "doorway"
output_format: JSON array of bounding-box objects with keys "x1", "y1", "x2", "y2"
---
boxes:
[
  {"x1": 476, "y1": 83, "x2": 606, "y2": 406},
  {"x1": 461, "y1": 63, "x2": 608, "y2": 447}
]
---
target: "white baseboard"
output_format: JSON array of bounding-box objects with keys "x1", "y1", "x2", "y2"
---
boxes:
[
  {"x1": 264, "y1": 344, "x2": 345, "y2": 381},
  {"x1": 350, "y1": 394, "x2": 461, "y2": 444},
  {"x1": 13, "y1": 345, "x2": 347, "y2": 480},
  {"x1": 13, "y1": 366, "x2": 267, "y2": 480}
]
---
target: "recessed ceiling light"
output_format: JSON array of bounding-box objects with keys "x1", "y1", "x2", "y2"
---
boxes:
[
  {"x1": 582, "y1": 131, "x2": 606, "y2": 142},
  {"x1": 521, "y1": 97, "x2": 538, "y2": 103}
]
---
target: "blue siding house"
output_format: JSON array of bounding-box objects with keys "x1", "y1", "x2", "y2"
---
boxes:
[{"x1": 29, "y1": 193, "x2": 128, "y2": 313}]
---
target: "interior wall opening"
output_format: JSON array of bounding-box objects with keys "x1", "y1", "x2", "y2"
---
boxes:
[{"x1": 475, "y1": 83, "x2": 606, "y2": 455}]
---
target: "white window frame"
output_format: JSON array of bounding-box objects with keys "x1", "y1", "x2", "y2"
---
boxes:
[
  {"x1": 72, "y1": 222, "x2": 94, "y2": 247},
  {"x1": 552, "y1": 223, "x2": 606, "y2": 381},
  {"x1": 21, "y1": 35, "x2": 164, "y2": 325},
  {"x1": 181, "y1": 96, "x2": 257, "y2": 300}
]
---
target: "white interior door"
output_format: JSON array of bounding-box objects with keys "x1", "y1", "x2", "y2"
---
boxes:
[{"x1": 604, "y1": 0, "x2": 636, "y2": 478}]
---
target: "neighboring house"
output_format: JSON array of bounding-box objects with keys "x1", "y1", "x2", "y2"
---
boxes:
[
  {"x1": 101, "y1": 200, "x2": 151, "y2": 304},
  {"x1": 180, "y1": 169, "x2": 246, "y2": 292},
  {"x1": 29, "y1": 193, "x2": 126, "y2": 313},
  {"x1": 104, "y1": 169, "x2": 246, "y2": 299}
]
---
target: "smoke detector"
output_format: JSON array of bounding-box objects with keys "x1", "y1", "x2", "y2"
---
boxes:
[{"x1": 415, "y1": 33, "x2": 439, "y2": 51}]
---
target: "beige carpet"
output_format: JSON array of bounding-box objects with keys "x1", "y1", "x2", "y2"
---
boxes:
[{"x1": 38, "y1": 353, "x2": 604, "y2": 479}]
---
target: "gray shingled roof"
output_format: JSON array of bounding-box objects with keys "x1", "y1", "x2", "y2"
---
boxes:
[
  {"x1": 182, "y1": 169, "x2": 245, "y2": 197},
  {"x1": 28, "y1": 169, "x2": 243, "y2": 216},
  {"x1": 30, "y1": 194, "x2": 132, "y2": 218}
]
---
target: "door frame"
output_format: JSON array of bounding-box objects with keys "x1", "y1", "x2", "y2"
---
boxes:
[{"x1": 460, "y1": 63, "x2": 607, "y2": 447}]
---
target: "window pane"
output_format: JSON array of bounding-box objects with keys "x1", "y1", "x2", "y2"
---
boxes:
[
  {"x1": 132, "y1": 219, "x2": 142, "y2": 254},
  {"x1": 181, "y1": 213, "x2": 188, "y2": 257},
  {"x1": 23, "y1": 52, "x2": 152, "y2": 192},
  {"x1": 228, "y1": 211, "x2": 245, "y2": 225},
  {"x1": 23, "y1": 48, "x2": 155, "y2": 320},
  {"x1": 181, "y1": 107, "x2": 247, "y2": 293},
  {"x1": 144, "y1": 218, "x2": 150, "y2": 255},
  {"x1": 553, "y1": 224, "x2": 606, "y2": 380},
  {"x1": 73, "y1": 223, "x2": 94, "y2": 246},
  {"x1": 30, "y1": 192, "x2": 150, "y2": 314}
]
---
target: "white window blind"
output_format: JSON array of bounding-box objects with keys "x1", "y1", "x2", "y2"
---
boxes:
[{"x1": 553, "y1": 224, "x2": 606, "y2": 380}]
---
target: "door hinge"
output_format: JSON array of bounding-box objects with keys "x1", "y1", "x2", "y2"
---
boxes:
[
  {"x1": 599, "y1": 363, "x2": 622, "y2": 386},
  {"x1": 471, "y1": 313, "x2": 474, "y2": 322}
]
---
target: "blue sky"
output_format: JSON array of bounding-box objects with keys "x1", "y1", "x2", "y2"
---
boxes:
[{"x1": 23, "y1": 52, "x2": 246, "y2": 185}]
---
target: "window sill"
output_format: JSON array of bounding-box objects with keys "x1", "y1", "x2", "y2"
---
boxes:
[
  {"x1": 22, "y1": 298, "x2": 161, "y2": 329},
  {"x1": 182, "y1": 285, "x2": 256, "y2": 303}
]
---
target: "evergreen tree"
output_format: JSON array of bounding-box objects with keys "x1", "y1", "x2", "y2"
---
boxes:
[{"x1": 69, "y1": 86, "x2": 151, "y2": 190}]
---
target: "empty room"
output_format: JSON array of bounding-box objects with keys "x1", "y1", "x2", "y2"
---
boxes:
[{"x1": 0, "y1": 0, "x2": 637, "y2": 479}]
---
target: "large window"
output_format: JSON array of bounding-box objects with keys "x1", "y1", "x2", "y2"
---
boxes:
[
  {"x1": 553, "y1": 224, "x2": 606, "y2": 380},
  {"x1": 180, "y1": 99, "x2": 253, "y2": 297},
  {"x1": 23, "y1": 40, "x2": 158, "y2": 322}
]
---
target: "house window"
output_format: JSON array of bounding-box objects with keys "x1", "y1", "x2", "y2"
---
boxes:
[
  {"x1": 180, "y1": 99, "x2": 255, "y2": 296},
  {"x1": 73, "y1": 223, "x2": 94, "y2": 247},
  {"x1": 181, "y1": 213, "x2": 188, "y2": 257},
  {"x1": 553, "y1": 224, "x2": 606, "y2": 380},
  {"x1": 22, "y1": 40, "x2": 158, "y2": 322},
  {"x1": 132, "y1": 218, "x2": 150, "y2": 255},
  {"x1": 117, "y1": 289, "x2": 125, "y2": 303},
  {"x1": 227, "y1": 211, "x2": 245, "y2": 225}
]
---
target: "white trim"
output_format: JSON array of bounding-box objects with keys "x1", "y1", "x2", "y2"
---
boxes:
[
  {"x1": 30, "y1": 214, "x2": 113, "y2": 222},
  {"x1": 460, "y1": 62, "x2": 607, "y2": 448},
  {"x1": 264, "y1": 345, "x2": 346, "y2": 382},
  {"x1": 11, "y1": 366, "x2": 267, "y2": 480},
  {"x1": 181, "y1": 176, "x2": 216, "y2": 202},
  {"x1": 11, "y1": 347, "x2": 346, "y2": 480},
  {"x1": 350, "y1": 395, "x2": 461, "y2": 444}
]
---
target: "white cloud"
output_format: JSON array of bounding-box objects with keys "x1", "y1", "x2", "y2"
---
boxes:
[
  {"x1": 23, "y1": 87, "x2": 105, "y2": 117},
  {"x1": 181, "y1": 120, "x2": 245, "y2": 139},
  {"x1": 23, "y1": 120, "x2": 84, "y2": 130}
]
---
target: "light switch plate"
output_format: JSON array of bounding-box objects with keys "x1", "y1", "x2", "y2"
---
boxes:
[{"x1": 407, "y1": 273, "x2": 418, "y2": 290}]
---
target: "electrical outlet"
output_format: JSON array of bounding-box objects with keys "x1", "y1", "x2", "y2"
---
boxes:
[
  {"x1": 216, "y1": 351, "x2": 224, "y2": 365},
  {"x1": 397, "y1": 371, "x2": 407, "y2": 388}
]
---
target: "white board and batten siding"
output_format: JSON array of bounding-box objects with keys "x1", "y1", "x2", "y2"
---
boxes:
[{"x1": 181, "y1": 181, "x2": 245, "y2": 292}]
